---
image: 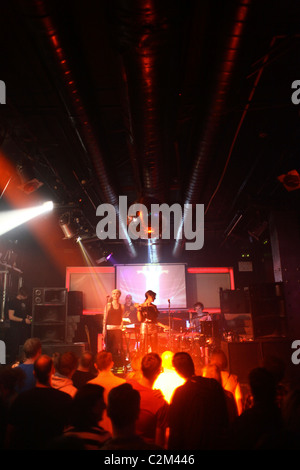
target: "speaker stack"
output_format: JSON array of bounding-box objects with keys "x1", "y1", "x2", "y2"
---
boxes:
[
  {"x1": 32, "y1": 288, "x2": 68, "y2": 343},
  {"x1": 220, "y1": 283, "x2": 291, "y2": 382},
  {"x1": 31, "y1": 288, "x2": 87, "y2": 357}
]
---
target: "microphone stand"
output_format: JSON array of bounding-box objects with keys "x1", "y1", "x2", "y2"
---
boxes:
[
  {"x1": 168, "y1": 299, "x2": 171, "y2": 340},
  {"x1": 103, "y1": 295, "x2": 110, "y2": 351},
  {"x1": 168, "y1": 299, "x2": 172, "y2": 349}
]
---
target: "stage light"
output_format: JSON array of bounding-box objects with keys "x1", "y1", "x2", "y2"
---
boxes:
[
  {"x1": 59, "y1": 212, "x2": 75, "y2": 239},
  {"x1": 0, "y1": 200, "x2": 54, "y2": 236},
  {"x1": 59, "y1": 209, "x2": 91, "y2": 240},
  {"x1": 17, "y1": 162, "x2": 43, "y2": 194},
  {"x1": 43, "y1": 201, "x2": 54, "y2": 211},
  {"x1": 95, "y1": 251, "x2": 113, "y2": 264}
]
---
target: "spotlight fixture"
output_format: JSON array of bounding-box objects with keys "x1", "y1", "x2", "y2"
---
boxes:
[
  {"x1": 59, "y1": 209, "x2": 91, "y2": 240},
  {"x1": 17, "y1": 162, "x2": 43, "y2": 194},
  {"x1": 59, "y1": 212, "x2": 75, "y2": 239},
  {"x1": 95, "y1": 251, "x2": 113, "y2": 264}
]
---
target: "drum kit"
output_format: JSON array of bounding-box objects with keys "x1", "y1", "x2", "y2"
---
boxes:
[
  {"x1": 173, "y1": 316, "x2": 220, "y2": 364},
  {"x1": 121, "y1": 312, "x2": 221, "y2": 365}
]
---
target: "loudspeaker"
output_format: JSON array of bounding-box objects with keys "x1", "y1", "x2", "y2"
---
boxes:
[
  {"x1": 221, "y1": 338, "x2": 294, "y2": 383},
  {"x1": 249, "y1": 282, "x2": 287, "y2": 338},
  {"x1": 67, "y1": 291, "x2": 83, "y2": 316},
  {"x1": 32, "y1": 288, "x2": 68, "y2": 343},
  {"x1": 220, "y1": 284, "x2": 287, "y2": 339},
  {"x1": 251, "y1": 315, "x2": 287, "y2": 338},
  {"x1": 220, "y1": 289, "x2": 250, "y2": 314},
  {"x1": 249, "y1": 282, "x2": 285, "y2": 317},
  {"x1": 221, "y1": 341, "x2": 261, "y2": 382},
  {"x1": 33, "y1": 287, "x2": 67, "y2": 305}
]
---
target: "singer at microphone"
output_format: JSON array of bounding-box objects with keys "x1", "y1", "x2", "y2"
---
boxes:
[{"x1": 103, "y1": 289, "x2": 124, "y2": 365}]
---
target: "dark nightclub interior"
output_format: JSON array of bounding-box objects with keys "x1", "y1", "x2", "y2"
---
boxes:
[{"x1": 0, "y1": 0, "x2": 300, "y2": 451}]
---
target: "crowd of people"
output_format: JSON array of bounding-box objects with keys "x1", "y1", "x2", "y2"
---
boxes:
[
  {"x1": 1, "y1": 287, "x2": 299, "y2": 450},
  {"x1": 0, "y1": 336, "x2": 299, "y2": 450}
]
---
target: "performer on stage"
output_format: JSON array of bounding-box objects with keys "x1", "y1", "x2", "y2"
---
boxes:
[
  {"x1": 7, "y1": 287, "x2": 32, "y2": 362},
  {"x1": 123, "y1": 294, "x2": 138, "y2": 324},
  {"x1": 122, "y1": 294, "x2": 139, "y2": 358},
  {"x1": 103, "y1": 289, "x2": 124, "y2": 366},
  {"x1": 190, "y1": 302, "x2": 211, "y2": 333},
  {"x1": 137, "y1": 290, "x2": 159, "y2": 354}
]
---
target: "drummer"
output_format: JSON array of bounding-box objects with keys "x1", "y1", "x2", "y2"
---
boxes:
[{"x1": 191, "y1": 302, "x2": 211, "y2": 330}]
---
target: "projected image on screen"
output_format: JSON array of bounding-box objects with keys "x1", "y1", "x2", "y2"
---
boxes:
[{"x1": 116, "y1": 264, "x2": 187, "y2": 309}]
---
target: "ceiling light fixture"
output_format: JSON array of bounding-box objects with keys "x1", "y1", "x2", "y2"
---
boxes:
[{"x1": 17, "y1": 162, "x2": 43, "y2": 194}]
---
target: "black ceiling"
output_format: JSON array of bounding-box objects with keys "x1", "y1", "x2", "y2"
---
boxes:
[{"x1": 1, "y1": 0, "x2": 300, "y2": 268}]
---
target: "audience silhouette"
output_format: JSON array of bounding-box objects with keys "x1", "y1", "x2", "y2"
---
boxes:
[
  {"x1": 202, "y1": 363, "x2": 238, "y2": 424},
  {"x1": 101, "y1": 383, "x2": 162, "y2": 450},
  {"x1": 209, "y1": 348, "x2": 243, "y2": 415},
  {"x1": 72, "y1": 351, "x2": 97, "y2": 390},
  {"x1": 126, "y1": 352, "x2": 169, "y2": 448},
  {"x1": 153, "y1": 350, "x2": 185, "y2": 404},
  {"x1": 51, "y1": 351, "x2": 78, "y2": 397},
  {"x1": 1, "y1": 339, "x2": 299, "y2": 451},
  {"x1": 229, "y1": 367, "x2": 283, "y2": 449},
  {"x1": 63, "y1": 383, "x2": 111, "y2": 449},
  {"x1": 88, "y1": 350, "x2": 125, "y2": 433},
  {"x1": 5, "y1": 355, "x2": 72, "y2": 449},
  {"x1": 168, "y1": 351, "x2": 229, "y2": 450},
  {"x1": 14, "y1": 337, "x2": 42, "y2": 394}
]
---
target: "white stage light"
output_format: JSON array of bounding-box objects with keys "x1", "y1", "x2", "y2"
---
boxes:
[{"x1": 0, "y1": 200, "x2": 54, "y2": 236}]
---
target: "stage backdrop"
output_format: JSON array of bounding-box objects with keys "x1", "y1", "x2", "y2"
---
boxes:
[
  {"x1": 65, "y1": 266, "x2": 115, "y2": 315},
  {"x1": 186, "y1": 267, "x2": 235, "y2": 313},
  {"x1": 65, "y1": 265, "x2": 234, "y2": 314}
]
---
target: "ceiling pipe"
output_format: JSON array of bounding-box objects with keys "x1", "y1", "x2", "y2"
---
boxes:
[
  {"x1": 26, "y1": 0, "x2": 137, "y2": 257},
  {"x1": 173, "y1": 0, "x2": 252, "y2": 257},
  {"x1": 108, "y1": 0, "x2": 178, "y2": 262},
  {"x1": 111, "y1": 0, "x2": 177, "y2": 204}
]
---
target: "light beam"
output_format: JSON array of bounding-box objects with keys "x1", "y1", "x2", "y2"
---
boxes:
[{"x1": 0, "y1": 201, "x2": 54, "y2": 236}]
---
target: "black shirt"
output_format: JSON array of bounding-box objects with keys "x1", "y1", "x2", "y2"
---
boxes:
[
  {"x1": 106, "y1": 304, "x2": 123, "y2": 325},
  {"x1": 124, "y1": 303, "x2": 138, "y2": 323},
  {"x1": 7, "y1": 297, "x2": 28, "y2": 321},
  {"x1": 168, "y1": 375, "x2": 229, "y2": 450},
  {"x1": 140, "y1": 305, "x2": 159, "y2": 324}
]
